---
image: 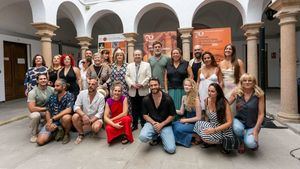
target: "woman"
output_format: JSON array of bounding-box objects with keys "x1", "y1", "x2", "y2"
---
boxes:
[
  {"x1": 193, "y1": 83, "x2": 233, "y2": 151},
  {"x1": 24, "y1": 54, "x2": 48, "y2": 96},
  {"x1": 107, "y1": 48, "x2": 129, "y2": 97},
  {"x1": 172, "y1": 78, "x2": 201, "y2": 148},
  {"x1": 165, "y1": 48, "x2": 193, "y2": 110},
  {"x1": 101, "y1": 49, "x2": 111, "y2": 67},
  {"x1": 58, "y1": 54, "x2": 82, "y2": 98},
  {"x1": 219, "y1": 44, "x2": 244, "y2": 100},
  {"x1": 197, "y1": 51, "x2": 223, "y2": 111},
  {"x1": 229, "y1": 73, "x2": 264, "y2": 153},
  {"x1": 104, "y1": 82, "x2": 134, "y2": 144},
  {"x1": 48, "y1": 55, "x2": 61, "y2": 87},
  {"x1": 80, "y1": 57, "x2": 92, "y2": 90}
]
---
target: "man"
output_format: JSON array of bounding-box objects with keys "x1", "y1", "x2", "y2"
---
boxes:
[
  {"x1": 189, "y1": 45, "x2": 204, "y2": 82},
  {"x1": 86, "y1": 53, "x2": 111, "y2": 95},
  {"x1": 79, "y1": 49, "x2": 93, "y2": 70},
  {"x1": 72, "y1": 78, "x2": 105, "y2": 144},
  {"x1": 138, "y1": 78, "x2": 176, "y2": 154},
  {"x1": 27, "y1": 73, "x2": 54, "y2": 143},
  {"x1": 148, "y1": 41, "x2": 170, "y2": 90},
  {"x1": 125, "y1": 49, "x2": 151, "y2": 131},
  {"x1": 36, "y1": 79, "x2": 74, "y2": 146}
]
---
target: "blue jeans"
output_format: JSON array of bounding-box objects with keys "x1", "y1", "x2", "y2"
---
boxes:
[
  {"x1": 139, "y1": 122, "x2": 176, "y2": 154},
  {"x1": 172, "y1": 121, "x2": 195, "y2": 148},
  {"x1": 233, "y1": 118, "x2": 258, "y2": 149}
]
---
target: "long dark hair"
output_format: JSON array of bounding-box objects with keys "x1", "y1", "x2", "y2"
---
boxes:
[
  {"x1": 201, "y1": 51, "x2": 218, "y2": 67},
  {"x1": 209, "y1": 83, "x2": 227, "y2": 124},
  {"x1": 224, "y1": 44, "x2": 240, "y2": 84},
  {"x1": 32, "y1": 54, "x2": 46, "y2": 67}
]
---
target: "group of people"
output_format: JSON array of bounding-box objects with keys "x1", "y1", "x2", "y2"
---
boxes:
[{"x1": 24, "y1": 41, "x2": 265, "y2": 155}]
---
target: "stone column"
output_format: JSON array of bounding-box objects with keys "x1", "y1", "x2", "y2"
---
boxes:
[
  {"x1": 123, "y1": 32, "x2": 138, "y2": 63},
  {"x1": 178, "y1": 27, "x2": 193, "y2": 61},
  {"x1": 32, "y1": 23, "x2": 59, "y2": 67},
  {"x1": 76, "y1": 36, "x2": 93, "y2": 59},
  {"x1": 270, "y1": 0, "x2": 300, "y2": 122},
  {"x1": 241, "y1": 23, "x2": 263, "y2": 79}
]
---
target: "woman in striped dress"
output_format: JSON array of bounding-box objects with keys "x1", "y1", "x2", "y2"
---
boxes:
[{"x1": 194, "y1": 83, "x2": 233, "y2": 148}]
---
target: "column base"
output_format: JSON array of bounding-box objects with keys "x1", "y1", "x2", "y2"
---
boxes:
[{"x1": 277, "y1": 111, "x2": 300, "y2": 123}]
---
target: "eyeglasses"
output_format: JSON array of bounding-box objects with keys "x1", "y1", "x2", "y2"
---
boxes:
[
  {"x1": 82, "y1": 61, "x2": 86, "y2": 64},
  {"x1": 194, "y1": 49, "x2": 201, "y2": 51}
]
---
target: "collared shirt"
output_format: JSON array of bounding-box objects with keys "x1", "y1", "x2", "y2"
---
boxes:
[
  {"x1": 47, "y1": 92, "x2": 74, "y2": 117},
  {"x1": 73, "y1": 90, "x2": 105, "y2": 119},
  {"x1": 142, "y1": 92, "x2": 176, "y2": 126}
]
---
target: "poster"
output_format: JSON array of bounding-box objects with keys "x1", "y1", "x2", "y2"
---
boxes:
[
  {"x1": 143, "y1": 31, "x2": 177, "y2": 61},
  {"x1": 192, "y1": 28, "x2": 231, "y2": 62},
  {"x1": 98, "y1": 34, "x2": 127, "y2": 62}
]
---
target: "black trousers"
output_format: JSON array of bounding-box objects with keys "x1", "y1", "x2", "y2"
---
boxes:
[{"x1": 130, "y1": 92, "x2": 146, "y2": 127}]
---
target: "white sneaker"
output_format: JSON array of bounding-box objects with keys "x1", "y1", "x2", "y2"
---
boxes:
[{"x1": 30, "y1": 135, "x2": 37, "y2": 143}]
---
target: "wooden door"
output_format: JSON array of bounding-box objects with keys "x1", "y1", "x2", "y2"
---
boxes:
[{"x1": 4, "y1": 41, "x2": 28, "y2": 100}]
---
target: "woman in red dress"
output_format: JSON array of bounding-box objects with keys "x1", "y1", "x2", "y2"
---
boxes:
[{"x1": 104, "y1": 81, "x2": 134, "y2": 144}]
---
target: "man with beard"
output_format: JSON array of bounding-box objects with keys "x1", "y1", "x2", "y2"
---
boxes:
[
  {"x1": 138, "y1": 78, "x2": 176, "y2": 154},
  {"x1": 36, "y1": 79, "x2": 74, "y2": 146},
  {"x1": 148, "y1": 41, "x2": 170, "y2": 90},
  {"x1": 27, "y1": 73, "x2": 54, "y2": 143},
  {"x1": 72, "y1": 78, "x2": 105, "y2": 144},
  {"x1": 189, "y1": 45, "x2": 204, "y2": 82}
]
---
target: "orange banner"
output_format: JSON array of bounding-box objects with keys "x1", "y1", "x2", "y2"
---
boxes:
[
  {"x1": 143, "y1": 31, "x2": 177, "y2": 61},
  {"x1": 192, "y1": 28, "x2": 231, "y2": 62},
  {"x1": 98, "y1": 34, "x2": 127, "y2": 62}
]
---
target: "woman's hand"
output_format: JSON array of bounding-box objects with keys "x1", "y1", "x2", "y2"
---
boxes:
[
  {"x1": 113, "y1": 122, "x2": 123, "y2": 129},
  {"x1": 203, "y1": 128, "x2": 216, "y2": 135},
  {"x1": 179, "y1": 118, "x2": 186, "y2": 124}
]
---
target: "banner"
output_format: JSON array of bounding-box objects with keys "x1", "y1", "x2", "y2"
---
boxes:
[
  {"x1": 98, "y1": 34, "x2": 127, "y2": 62},
  {"x1": 192, "y1": 28, "x2": 231, "y2": 62},
  {"x1": 143, "y1": 31, "x2": 177, "y2": 61}
]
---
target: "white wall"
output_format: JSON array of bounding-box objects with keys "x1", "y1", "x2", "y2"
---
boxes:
[{"x1": 0, "y1": 34, "x2": 41, "y2": 102}]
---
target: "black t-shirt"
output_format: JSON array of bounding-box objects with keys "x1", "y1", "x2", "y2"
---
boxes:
[
  {"x1": 192, "y1": 62, "x2": 201, "y2": 82},
  {"x1": 94, "y1": 65, "x2": 102, "y2": 77},
  {"x1": 142, "y1": 92, "x2": 176, "y2": 126}
]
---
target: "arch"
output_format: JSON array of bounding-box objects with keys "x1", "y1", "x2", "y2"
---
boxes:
[
  {"x1": 28, "y1": 0, "x2": 46, "y2": 23},
  {"x1": 192, "y1": 0, "x2": 246, "y2": 24},
  {"x1": 86, "y1": 9, "x2": 124, "y2": 36},
  {"x1": 55, "y1": 1, "x2": 85, "y2": 36},
  {"x1": 134, "y1": 2, "x2": 179, "y2": 32},
  {"x1": 246, "y1": 0, "x2": 266, "y2": 23}
]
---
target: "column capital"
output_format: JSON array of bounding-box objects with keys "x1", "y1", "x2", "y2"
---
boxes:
[
  {"x1": 76, "y1": 36, "x2": 93, "y2": 49},
  {"x1": 31, "y1": 22, "x2": 59, "y2": 41},
  {"x1": 123, "y1": 32, "x2": 138, "y2": 43},
  {"x1": 241, "y1": 22, "x2": 263, "y2": 40},
  {"x1": 178, "y1": 27, "x2": 193, "y2": 39}
]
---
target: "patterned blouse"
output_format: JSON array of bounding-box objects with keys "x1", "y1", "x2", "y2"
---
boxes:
[
  {"x1": 108, "y1": 63, "x2": 128, "y2": 96},
  {"x1": 24, "y1": 66, "x2": 48, "y2": 93}
]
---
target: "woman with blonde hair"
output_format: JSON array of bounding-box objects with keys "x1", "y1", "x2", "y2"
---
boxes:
[
  {"x1": 48, "y1": 54, "x2": 61, "y2": 87},
  {"x1": 172, "y1": 78, "x2": 201, "y2": 147},
  {"x1": 228, "y1": 73, "x2": 265, "y2": 153}
]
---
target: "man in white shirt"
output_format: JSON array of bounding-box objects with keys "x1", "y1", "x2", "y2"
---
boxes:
[
  {"x1": 72, "y1": 78, "x2": 105, "y2": 144},
  {"x1": 125, "y1": 49, "x2": 151, "y2": 130}
]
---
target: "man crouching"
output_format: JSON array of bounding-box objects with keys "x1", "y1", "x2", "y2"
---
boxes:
[
  {"x1": 36, "y1": 79, "x2": 74, "y2": 146},
  {"x1": 72, "y1": 78, "x2": 105, "y2": 144}
]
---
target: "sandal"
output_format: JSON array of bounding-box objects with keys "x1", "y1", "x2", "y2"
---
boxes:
[
  {"x1": 121, "y1": 137, "x2": 129, "y2": 144},
  {"x1": 220, "y1": 147, "x2": 231, "y2": 154},
  {"x1": 75, "y1": 134, "x2": 84, "y2": 145}
]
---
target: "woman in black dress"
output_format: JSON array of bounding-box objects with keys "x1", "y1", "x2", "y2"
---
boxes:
[
  {"x1": 48, "y1": 54, "x2": 61, "y2": 87},
  {"x1": 58, "y1": 54, "x2": 82, "y2": 99}
]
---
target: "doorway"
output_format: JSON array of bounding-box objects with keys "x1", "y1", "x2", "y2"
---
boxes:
[{"x1": 4, "y1": 41, "x2": 28, "y2": 100}]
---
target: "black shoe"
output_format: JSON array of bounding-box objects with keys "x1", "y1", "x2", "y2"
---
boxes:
[{"x1": 149, "y1": 139, "x2": 160, "y2": 146}]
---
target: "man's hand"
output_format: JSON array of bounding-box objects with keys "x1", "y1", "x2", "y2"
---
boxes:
[
  {"x1": 153, "y1": 122, "x2": 164, "y2": 133},
  {"x1": 251, "y1": 128, "x2": 259, "y2": 142},
  {"x1": 82, "y1": 114, "x2": 90, "y2": 125}
]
